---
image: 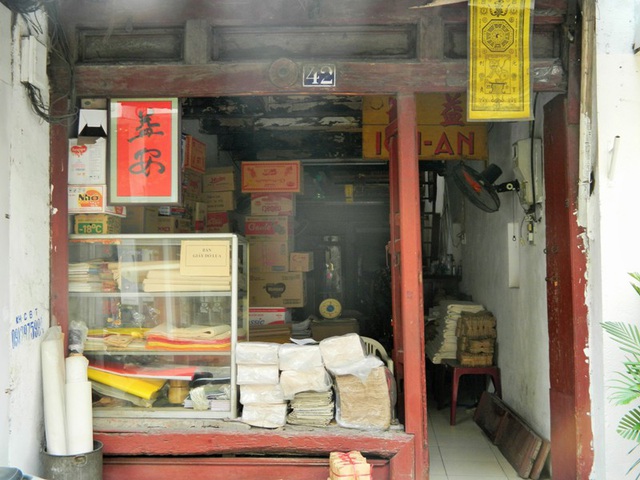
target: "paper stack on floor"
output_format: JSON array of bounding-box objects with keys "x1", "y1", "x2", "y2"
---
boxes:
[{"x1": 425, "y1": 300, "x2": 485, "y2": 364}]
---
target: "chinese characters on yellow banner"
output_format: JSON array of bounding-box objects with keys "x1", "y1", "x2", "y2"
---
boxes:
[{"x1": 468, "y1": 0, "x2": 533, "y2": 121}]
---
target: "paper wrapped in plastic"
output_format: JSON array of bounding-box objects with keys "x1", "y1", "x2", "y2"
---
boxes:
[
  {"x1": 241, "y1": 402, "x2": 288, "y2": 428},
  {"x1": 327, "y1": 355, "x2": 383, "y2": 382},
  {"x1": 240, "y1": 384, "x2": 285, "y2": 405},
  {"x1": 334, "y1": 366, "x2": 391, "y2": 430},
  {"x1": 236, "y1": 364, "x2": 280, "y2": 385},
  {"x1": 278, "y1": 343, "x2": 323, "y2": 371},
  {"x1": 329, "y1": 451, "x2": 372, "y2": 480},
  {"x1": 319, "y1": 333, "x2": 366, "y2": 371},
  {"x1": 279, "y1": 366, "x2": 332, "y2": 400},
  {"x1": 236, "y1": 342, "x2": 280, "y2": 365}
]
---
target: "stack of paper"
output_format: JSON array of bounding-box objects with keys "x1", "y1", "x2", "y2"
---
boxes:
[
  {"x1": 142, "y1": 269, "x2": 231, "y2": 292},
  {"x1": 287, "y1": 390, "x2": 334, "y2": 427},
  {"x1": 425, "y1": 300, "x2": 485, "y2": 364},
  {"x1": 69, "y1": 261, "x2": 117, "y2": 292},
  {"x1": 144, "y1": 323, "x2": 232, "y2": 351}
]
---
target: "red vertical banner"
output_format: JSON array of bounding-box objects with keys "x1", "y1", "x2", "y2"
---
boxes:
[{"x1": 109, "y1": 98, "x2": 180, "y2": 204}]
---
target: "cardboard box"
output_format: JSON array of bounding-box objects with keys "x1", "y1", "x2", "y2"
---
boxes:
[
  {"x1": 289, "y1": 252, "x2": 314, "y2": 272},
  {"x1": 249, "y1": 307, "x2": 292, "y2": 326},
  {"x1": 156, "y1": 216, "x2": 192, "y2": 233},
  {"x1": 158, "y1": 206, "x2": 187, "y2": 217},
  {"x1": 77, "y1": 109, "x2": 107, "y2": 137},
  {"x1": 204, "y1": 167, "x2": 235, "y2": 192},
  {"x1": 311, "y1": 318, "x2": 360, "y2": 341},
  {"x1": 183, "y1": 135, "x2": 206, "y2": 173},
  {"x1": 241, "y1": 161, "x2": 302, "y2": 193},
  {"x1": 243, "y1": 216, "x2": 291, "y2": 242},
  {"x1": 249, "y1": 240, "x2": 290, "y2": 272},
  {"x1": 68, "y1": 137, "x2": 106, "y2": 185},
  {"x1": 250, "y1": 193, "x2": 295, "y2": 216},
  {"x1": 121, "y1": 207, "x2": 159, "y2": 233},
  {"x1": 205, "y1": 212, "x2": 231, "y2": 233},
  {"x1": 74, "y1": 214, "x2": 121, "y2": 234},
  {"x1": 182, "y1": 170, "x2": 203, "y2": 196},
  {"x1": 204, "y1": 191, "x2": 236, "y2": 212},
  {"x1": 249, "y1": 272, "x2": 306, "y2": 308},
  {"x1": 68, "y1": 185, "x2": 126, "y2": 217},
  {"x1": 185, "y1": 200, "x2": 207, "y2": 232}
]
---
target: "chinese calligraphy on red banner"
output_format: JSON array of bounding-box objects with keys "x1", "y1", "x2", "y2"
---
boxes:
[{"x1": 109, "y1": 98, "x2": 180, "y2": 204}]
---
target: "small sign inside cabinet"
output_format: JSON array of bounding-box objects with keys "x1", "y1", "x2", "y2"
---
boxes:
[{"x1": 180, "y1": 240, "x2": 231, "y2": 277}]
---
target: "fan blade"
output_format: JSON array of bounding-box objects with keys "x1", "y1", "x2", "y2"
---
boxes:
[{"x1": 463, "y1": 169, "x2": 483, "y2": 193}]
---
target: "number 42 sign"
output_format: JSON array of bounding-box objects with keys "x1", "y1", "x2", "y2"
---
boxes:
[{"x1": 303, "y1": 64, "x2": 336, "y2": 87}]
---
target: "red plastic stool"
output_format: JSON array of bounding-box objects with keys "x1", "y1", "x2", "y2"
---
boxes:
[{"x1": 443, "y1": 359, "x2": 502, "y2": 425}]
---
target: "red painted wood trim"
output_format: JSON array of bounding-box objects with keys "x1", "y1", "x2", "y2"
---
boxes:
[
  {"x1": 69, "y1": 60, "x2": 565, "y2": 98},
  {"x1": 49, "y1": 96, "x2": 70, "y2": 340},
  {"x1": 103, "y1": 457, "x2": 390, "y2": 480},
  {"x1": 95, "y1": 430, "x2": 413, "y2": 457},
  {"x1": 394, "y1": 94, "x2": 428, "y2": 479}
]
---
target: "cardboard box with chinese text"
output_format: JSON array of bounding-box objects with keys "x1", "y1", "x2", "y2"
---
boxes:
[
  {"x1": 241, "y1": 161, "x2": 302, "y2": 193},
  {"x1": 182, "y1": 135, "x2": 206, "y2": 173}
]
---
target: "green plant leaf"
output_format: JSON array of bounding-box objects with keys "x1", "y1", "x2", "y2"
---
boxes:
[
  {"x1": 630, "y1": 272, "x2": 640, "y2": 297},
  {"x1": 602, "y1": 322, "x2": 640, "y2": 357},
  {"x1": 618, "y1": 408, "x2": 640, "y2": 442}
]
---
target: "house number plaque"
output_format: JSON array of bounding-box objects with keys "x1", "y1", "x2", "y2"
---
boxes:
[{"x1": 303, "y1": 64, "x2": 336, "y2": 87}]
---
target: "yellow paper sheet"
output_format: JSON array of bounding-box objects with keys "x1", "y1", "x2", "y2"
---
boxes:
[
  {"x1": 468, "y1": 0, "x2": 533, "y2": 121},
  {"x1": 87, "y1": 367, "x2": 166, "y2": 399}
]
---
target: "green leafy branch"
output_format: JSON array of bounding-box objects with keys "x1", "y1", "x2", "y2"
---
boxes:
[{"x1": 602, "y1": 273, "x2": 640, "y2": 477}]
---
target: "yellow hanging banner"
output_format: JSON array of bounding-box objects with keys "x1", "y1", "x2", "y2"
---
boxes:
[{"x1": 468, "y1": 0, "x2": 533, "y2": 121}]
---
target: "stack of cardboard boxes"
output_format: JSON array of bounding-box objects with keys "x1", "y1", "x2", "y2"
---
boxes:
[
  {"x1": 242, "y1": 161, "x2": 313, "y2": 341},
  {"x1": 68, "y1": 104, "x2": 126, "y2": 234}
]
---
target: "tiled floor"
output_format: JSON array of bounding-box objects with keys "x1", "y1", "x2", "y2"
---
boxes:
[{"x1": 427, "y1": 402, "x2": 550, "y2": 480}]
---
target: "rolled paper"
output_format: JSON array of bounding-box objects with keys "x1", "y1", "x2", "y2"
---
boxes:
[
  {"x1": 41, "y1": 326, "x2": 67, "y2": 455},
  {"x1": 65, "y1": 355, "x2": 89, "y2": 383},
  {"x1": 65, "y1": 381, "x2": 94, "y2": 455}
]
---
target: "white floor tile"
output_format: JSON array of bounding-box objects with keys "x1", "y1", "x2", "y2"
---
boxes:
[{"x1": 444, "y1": 459, "x2": 508, "y2": 477}]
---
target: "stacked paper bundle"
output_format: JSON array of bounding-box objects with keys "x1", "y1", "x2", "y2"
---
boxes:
[
  {"x1": 319, "y1": 334, "x2": 390, "y2": 430},
  {"x1": 425, "y1": 300, "x2": 485, "y2": 364},
  {"x1": 287, "y1": 391, "x2": 334, "y2": 427},
  {"x1": 237, "y1": 342, "x2": 287, "y2": 428},
  {"x1": 328, "y1": 451, "x2": 372, "y2": 480},
  {"x1": 278, "y1": 344, "x2": 333, "y2": 427},
  {"x1": 144, "y1": 323, "x2": 232, "y2": 351},
  {"x1": 68, "y1": 260, "x2": 116, "y2": 292}
]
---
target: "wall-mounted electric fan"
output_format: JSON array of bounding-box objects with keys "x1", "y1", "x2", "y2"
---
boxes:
[{"x1": 449, "y1": 162, "x2": 519, "y2": 213}]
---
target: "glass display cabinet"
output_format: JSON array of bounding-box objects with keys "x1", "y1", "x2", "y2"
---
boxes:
[{"x1": 67, "y1": 233, "x2": 248, "y2": 419}]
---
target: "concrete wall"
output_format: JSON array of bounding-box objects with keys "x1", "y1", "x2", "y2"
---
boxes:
[
  {"x1": 589, "y1": 0, "x2": 640, "y2": 477},
  {"x1": 458, "y1": 96, "x2": 554, "y2": 442},
  {"x1": 0, "y1": 5, "x2": 51, "y2": 475}
]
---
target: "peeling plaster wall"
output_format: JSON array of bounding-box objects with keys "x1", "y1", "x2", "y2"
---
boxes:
[
  {"x1": 590, "y1": 0, "x2": 640, "y2": 477},
  {"x1": 0, "y1": 5, "x2": 51, "y2": 475},
  {"x1": 458, "y1": 96, "x2": 554, "y2": 442}
]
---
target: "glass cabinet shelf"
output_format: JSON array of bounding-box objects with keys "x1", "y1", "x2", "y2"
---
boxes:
[{"x1": 68, "y1": 233, "x2": 248, "y2": 420}]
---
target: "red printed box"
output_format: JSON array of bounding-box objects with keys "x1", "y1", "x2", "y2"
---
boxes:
[
  {"x1": 205, "y1": 212, "x2": 231, "y2": 233},
  {"x1": 243, "y1": 216, "x2": 291, "y2": 242},
  {"x1": 250, "y1": 193, "x2": 295, "y2": 216},
  {"x1": 241, "y1": 161, "x2": 302, "y2": 193}
]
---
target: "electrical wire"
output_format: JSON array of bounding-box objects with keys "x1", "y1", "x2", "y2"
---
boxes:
[{"x1": 6, "y1": 0, "x2": 78, "y2": 123}]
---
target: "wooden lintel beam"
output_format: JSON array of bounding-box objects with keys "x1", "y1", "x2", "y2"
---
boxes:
[{"x1": 71, "y1": 59, "x2": 565, "y2": 97}]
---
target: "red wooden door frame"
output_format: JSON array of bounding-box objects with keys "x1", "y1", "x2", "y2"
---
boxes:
[{"x1": 386, "y1": 94, "x2": 428, "y2": 479}]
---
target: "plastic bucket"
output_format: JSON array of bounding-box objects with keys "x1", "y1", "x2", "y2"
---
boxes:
[{"x1": 42, "y1": 441, "x2": 103, "y2": 480}]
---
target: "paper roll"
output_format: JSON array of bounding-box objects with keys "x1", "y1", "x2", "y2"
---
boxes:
[
  {"x1": 65, "y1": 381, "x2": 94, "y2": 455},
  {"x1": 41, "y1": 326, "x2": 67, "y2": 455},
  {"x1": 65, "y1": 355, "x2": 89, "y2": 383}
]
